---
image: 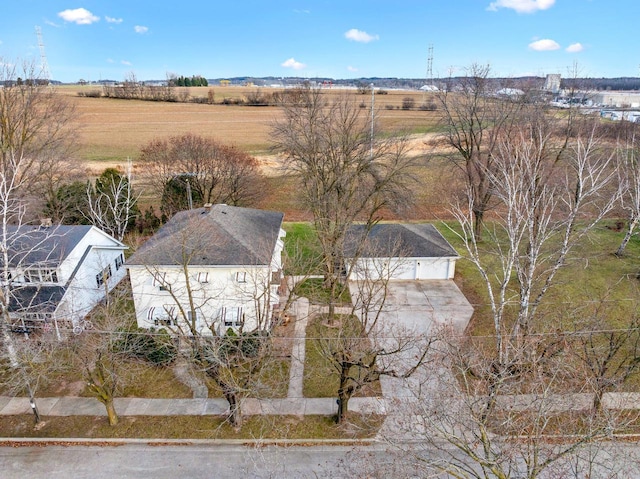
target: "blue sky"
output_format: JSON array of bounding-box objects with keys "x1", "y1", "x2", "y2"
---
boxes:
[{"x1": 0, "y1": 1, "x2": 636, "y2": 83}]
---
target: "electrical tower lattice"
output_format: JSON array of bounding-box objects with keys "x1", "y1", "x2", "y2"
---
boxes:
[{"x1": 35, "y1": 26, "x2": 51, "y2": 82}]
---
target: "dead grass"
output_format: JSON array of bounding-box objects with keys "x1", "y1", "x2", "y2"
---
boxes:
[{"x1": 0, "y1": 413, "x2": 383, "y2": 440}]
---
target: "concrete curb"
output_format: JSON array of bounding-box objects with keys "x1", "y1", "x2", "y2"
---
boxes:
[{"x1": 0, "y1": 437, "x2": 379, "y2": 447}]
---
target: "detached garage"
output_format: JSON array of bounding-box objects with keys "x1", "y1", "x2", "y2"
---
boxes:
[{"x1": 344, "y1": 223, "x2": 460, "y2": 281}]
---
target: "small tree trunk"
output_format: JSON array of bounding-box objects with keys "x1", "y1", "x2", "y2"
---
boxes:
[
  {"x1": 224, "y1": 387, "x2": 242, "y2": 429},
  {"x1": 104, "y1": 398, "x2": 119, "y2": 426},
  {"x1": 615, "y1": 217, "x2": 638, "y2": 257},
  {"x1": 593, "y1": 388, "x2": 605, "y2": 412},
  {"x1": 336, "y1": 370, "x2": 353, "y2": 424},
  {"x1": 473, "y1": 209, "x2": 484, "y2": 241},
  {"x1": 336, "y1": 390, "x2": 350, "y2": 424}
]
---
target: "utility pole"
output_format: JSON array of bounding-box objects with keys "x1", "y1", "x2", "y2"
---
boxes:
[{"x1": 370, "y1": 83, "x2": 375, "y2": 160}]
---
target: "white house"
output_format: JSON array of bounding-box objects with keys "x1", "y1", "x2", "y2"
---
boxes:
[
  {"x1": 344, "y1": 223, "x2": 459, "y2": 281},
  {"x1": 126, "y1": 204, "x2": 285, "y2": 336},
  {"x1": 2, "y1": 224, "x2": 127, "y2": 336}
]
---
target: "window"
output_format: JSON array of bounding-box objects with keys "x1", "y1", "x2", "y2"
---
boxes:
[
  {"x1": 235, "y1": 271, "x2": 247, "y2": 283},
  {"x1": 271, "y1": 270, "x2": 281, "y2": 285},
  {"x1": 153, "y1": 272, "x2": 170, "y2": 291},
  {"x1": 96, "y1": 265, "x2": 112, "y2": 287},
  {"x1": 147, "y1": 305, "x2": 177, "y2": 327},
  {"x1": 115, "y1": 254, "x2": 124, "y2": 271},
  {"x1": 220, "y1": 306, "x2": 244, "y2": 328},
  {"x1": 196, "y1": 272, "x2": 209, "y2": 283},
  {"x1": 23, "y1": 268, "x2": 58, "y2": 284}
]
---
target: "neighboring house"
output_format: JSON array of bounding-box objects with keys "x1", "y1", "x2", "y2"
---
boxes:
[
  {"x1": 1, "y1": 224, "x2": 127, "y2": 336},
  {"x1": 126, "y1": 204, "x2": 285, "y2": 336},
  {"x1": 344, "y1": 223, "x2": 459, "y2": 281}
]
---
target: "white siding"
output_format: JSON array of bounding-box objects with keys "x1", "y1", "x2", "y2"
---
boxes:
[
  {"x1": 58, "y1": 227, "x2": 127, "y2": 324},
  {"x1": 350, "y1": 256, "x2": 457, "y2": 281},
  {"x1": 128, "y1": 264, "x2": 278, "y2": 335}
]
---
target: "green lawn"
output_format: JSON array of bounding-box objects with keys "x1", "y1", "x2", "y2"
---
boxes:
[{"x1": 303, "y1": 315, "x2": 382, "y2": 399}]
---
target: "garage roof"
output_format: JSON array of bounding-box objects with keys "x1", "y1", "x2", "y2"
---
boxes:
[{"x1": 344, "y1": 223, "x2": 459, "y2": 259}]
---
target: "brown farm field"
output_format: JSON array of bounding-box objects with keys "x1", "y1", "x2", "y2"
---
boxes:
[
  {"x1": 60, "y1": 85, "x2": 441, "y2": 171},
  {"x1": 55, "y1": 85, "x2": 454, "y2": 219}
]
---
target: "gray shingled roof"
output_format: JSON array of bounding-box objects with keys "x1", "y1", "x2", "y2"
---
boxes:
[
  {"x1": 8, "y1": 286, "x2": 66, "y2": 313},
  {"x1": 344, "y1": 223, "x2": 459, "y2": 259},
  {"x1": 1, "y1": 225, "x2": 93, "y2": 268},
  {"x1": 127, "y1": 204, "x2": 284, "y2": 267}
]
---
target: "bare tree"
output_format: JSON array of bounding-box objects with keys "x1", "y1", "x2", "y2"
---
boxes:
[
  {"x1": 568, "y1": 290, "x2": 640, "y2": 411},
  {"x1": 449, "y1": 120, "x2": 619, "y2": 363},
  {"x1": 436, "y1": 64, "x2": 526, "y2": 238},
  {"x1": 86, "y1": 163, "x2": 140, "y2": 241},
  {"x1": 0, "y1": 329, "x2": 71, "y2": 424},
  {"x1": 402, "y1": 114, "x2": 626, "y2": 478},
  {"x1": 0, "y1": 59, "x2": 76, "y2": 370},
  {"x1": 138, "y1": 133, "x2": 264, "y2": 217},
  {"x1": 312, "y1": 237, "x2": 434, "y2": 423},
  {"x1": 615, "y1": 132, "x2": 640, "y2": 256},
  {"x1": 271, "y1": 86, "x2": 415, "y2": 314},
  {"x1": 385, "y1": 331, "x2": 626, "y2": 479}
]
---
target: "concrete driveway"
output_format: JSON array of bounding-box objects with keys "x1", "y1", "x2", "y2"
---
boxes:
[
  {"x1": 348, "y1": 279, "x2": 473, "y2": 439},
  {"x1": 376, "y1": 280, "x2": 474, "y2": 333}
]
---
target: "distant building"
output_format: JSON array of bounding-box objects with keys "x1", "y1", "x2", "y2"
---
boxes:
[{"x1": 544, "y1": 74, "x2": 561, "y2": 94}]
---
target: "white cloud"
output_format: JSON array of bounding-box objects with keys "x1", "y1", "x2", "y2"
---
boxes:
[
  {"x1": 347, "y1": 65, "x2": 358, "y2": 72},
  {"x1": 566, "y1": 42, "x2": 584, "y2": 53},
  {"x1": 293, "y1": 9, "x2": 310, "y2": 14},
  {"x1": 106, "y1": 16, "x2": 123, "y2": 24},
  {"x1": 107, "y1": 58, "x2": 115, "y2": 64},
  {"x1": 121, "y1": 60, "x2": 132, "y2": 66},
  {"x1": 58, "y1": 8, "x2": 99, "y2": 25},
  {"x1": 44, "y1": 19, "x2": 60, "y2": 28},
  {"x1": 281, "y1": 58, "x2": 306, "y2": 70},
  {"x1": 487, "y1": 0, "x2": 555, "y2": 13},
  {"x1": 134, "y1": 25, "x2": 149, "y2": 34},
  {"x1": 345, "y1": 28, "x2": 379, "y2": 43},
  {"x1": 528, "y1": 38, "x2": 560, "y2": 51}
]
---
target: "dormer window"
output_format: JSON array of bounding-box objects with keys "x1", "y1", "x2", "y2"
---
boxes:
[{"x1": 24, "y1": 268, "x2": 58, "y2": 284}]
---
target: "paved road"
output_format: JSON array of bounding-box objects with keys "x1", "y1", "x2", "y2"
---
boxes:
[{"x1": 0, "y1": 443, "x2": 382, "y2": 479}]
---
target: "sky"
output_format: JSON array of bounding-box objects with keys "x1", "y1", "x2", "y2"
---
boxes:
[{"x1": 0, "y1": 0, "x2": 637, "y2": 83}]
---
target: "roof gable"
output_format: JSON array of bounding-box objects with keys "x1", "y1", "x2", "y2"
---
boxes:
[{"x1": 128, "y1": 204, "x2": 284, "y2": 267}]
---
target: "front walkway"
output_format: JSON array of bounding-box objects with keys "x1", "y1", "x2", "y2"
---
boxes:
[{"x1": 0, "y1": 396, "x2": 385, "y2": 417}]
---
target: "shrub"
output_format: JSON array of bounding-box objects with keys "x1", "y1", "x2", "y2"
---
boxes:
[
  {"x1": 401, "y1": 97, "x2": 415, "y2": 110},
  {"x1": 77, "y1": 90, "x2": 102, "y2": 98},
  {"x1": 113, "y1": 327, "x2": 177, "y2": 365},
  {"x1": 419, "y1": 101, "x2": 437, "y2": 111}
]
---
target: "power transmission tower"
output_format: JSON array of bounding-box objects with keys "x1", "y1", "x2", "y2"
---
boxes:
[
  {"x1": 35, "y1": 26, "x2": 51, "y2": 83},
  {"x1": 427, "y1": 44, "x2": 434, "y2": 85}
]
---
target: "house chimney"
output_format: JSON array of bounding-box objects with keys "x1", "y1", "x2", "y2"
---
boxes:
[
  {"x1": 203, "y1": 203, "x2": 213, "y2": 213},
  {"x1": 40, "y1": 218, "x2": 52, "y2": 228}
]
